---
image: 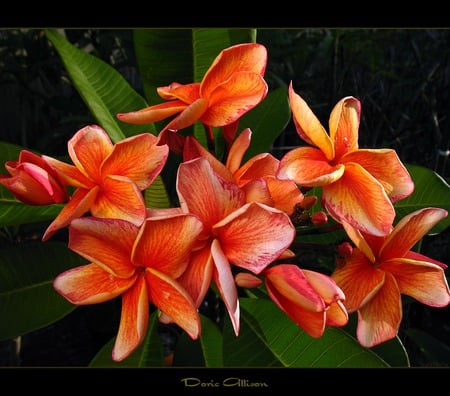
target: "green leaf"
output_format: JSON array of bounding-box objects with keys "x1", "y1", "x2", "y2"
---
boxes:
[
  {"x1": 144, "y1": 175, "x2": 171, "y2": 209},
  {"x1": 89, "y1": 311, "x2": 165, "y2": 367},
  {"x1": 0, "y1": 241, "x2": 88, "y2": 340},
  {"x1": 395, "y1": 164, "x2": 450, "y2": 233},
  {"x1": 222, "y1": 298, "x2": 389, "y2": 367},
  {"x1": 45, "y1": 29, "x2": 155, "y2": 142},
  {"x1": 405, "y1": 328, "x2": 450, "y2": 366}
]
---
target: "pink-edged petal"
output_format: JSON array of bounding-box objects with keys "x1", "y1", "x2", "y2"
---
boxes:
[
  {"x1": 177, "y1": 157, "x2": 245, "y2": 229},
  {"x1": 381, "y1": 257, "x2": 450, "y2": 307},
  {"x1": 42, "y1": 186, "x2": 99, "y2": 241},
  {"x1": 328, "y1": 96, "x2": 360, "y2": 160},
  {"x1": 380, "y1": 207, "x2": 448, "y2": 260},
  {"x1": 146, "y1": 268, "x2": 201, "y2": 339},
  {"x1": 235, "y1": 272, "x2": 263, "y2": 288},
  {"x1": 211, "y1": 239, "x2": 240, "y2": 335},
  {"x1": 225, "y1": 127, "x2": 252, "y2": 174},
  {"x1": 101, "y1": 133, "x2": 168, "y2": 190},
  {"x1": 277, "y1": 147, "x2": 345, "y2": 186},
  {"x1": 146, "y1": 207, "x2": 185, "y2": 218},
  {"x1": 331, "y1": 249, "x2": 385, "y2": 312},
  {"x1": 177, "y1": 244, "x2": 214, "y2": 307},
  {"x1": 342, "y1": 149, "x2": 414, "y2": 202},
  {"x1": 325, "y1": 300, "x2": 349, "y2": 327},
  {"x1": 201, "y1": 43, "x2": 267, "y2": 97},
  {"x1": 43, "y1": 156, "x2": 94, "y2": 188},
  {"x1": 356, "y1": 272, "x2": 402, "y2": 347},
  {"x1": 91, "y1": 175, "x2": 146, "y2": 226},
  {"x1": 117, "y1": 100, "x2": 188, "y2": 124},
  {"x1": 302, "y1": 269, "x2": 346, "y2": 304},
  {"x1": 288, "y1": 82, "x2": 334, "y2": 160},
  {"x1": 163, "y1": 98, "x2": 209, "y2": 131},
  {"x1": 341, "y1": 221, "x2": 376, "y2": 263},
  {"x1": 68, "y1": 125, "x2": 113, "y2": 182},
  {"x1": 201, "y1": 72, "x2": 267, "y2": 126},
  {"x1": 405, "y1": 250, "x2": 448, "y2": 269},
  {"x1": 68, "y1": 217, "x2": 139, "y2": 278},
  {"x1": 53, "y1": 263, "x2": 136, "y2": 304},
  {"x1": 234, "y1": 152, "x2": 279, "y2": 182},
  {"x1": 264, "y1": 176, "x2": 304, "y2": 215},
  {"x1": 157, "y1": 130, "x2": 186, "y2": 155},
  {"x1": 241, "y1": 178, "x2": 274, "y2": 207},
  {"x1": 213, "y1": 202, "x2": 295, "y2": 274},
  {"x1": 112, "y1": 275, "x2": 149, "y2": 362},
  {"x1": 132, "y1": 214, "x2": 203, "y2": 278},
  {"x1": 322, "y1": 162, "x2": 395, "y2": 236}
]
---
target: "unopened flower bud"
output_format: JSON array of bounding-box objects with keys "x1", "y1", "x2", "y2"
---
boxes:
[
  {"x1": 235, "y1": 272, "x2": 262, "y2": 288},
  {"x1": 311, "y1": 211, "x2": 328, "y2": 225},
  {"x1": 337, "y1": 242, "x2": 353, "y2": 257}
]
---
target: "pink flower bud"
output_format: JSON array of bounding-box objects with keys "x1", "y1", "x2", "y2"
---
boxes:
[
  {"x1": 235, "y1": 272, "x2": 263, "y2": 288},
  {"x1": 311, "y1": 211, "x2": 328, "y2": 225}
]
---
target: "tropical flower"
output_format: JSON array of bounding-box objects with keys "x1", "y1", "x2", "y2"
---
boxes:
[
  {"x1": 117, "y1": 43, "x2": 268, "y2": 145},
  {"x1": 53, "y1": 213, "x2": 204, "y2": 362},
  {"x1": 277, "y1": 83, "x2": 414, "y2": 236},
  {"x1": 183, "y1": 128, "x2": 304, "y2": 216},
  {"x1": 331, "y1": 207, "x2": 450, "y2": 347},
  {"x1": 41, "y1": 125, "x2": 169, "y2": 240},
  {"x1": 173, "y1": 157, "x2": 296, "y2": 335},
  {"x1": 264, "y1": 264, "x2": 348, "y2": 337},
  {"x1": 0, "y1": 149, "x2": 68, "y2": 205}
]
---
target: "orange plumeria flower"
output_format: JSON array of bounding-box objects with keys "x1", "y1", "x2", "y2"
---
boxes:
[
  {"x1": 53, "y1": 213, "x2": 204, "y2": 362},
  {"x1": 0, "y1": 150, "x2": 69, "y2": 205},
  {"x1": 117, "y1": 43, "x2": 268, "y2": 145},
  {"x1": 172, "y1": 157, "x2": 296, "y2": 335},
  {"x1": 42, "y1": 125, "x2": 168, "y2": 240},
  {"x1": 263, "y1": 264, "x2": 348, "y2": 337},
  {"x1": 277, "y1": 83, "x2": 414, "y2": 236},
  {"x1": 332, "y1": 207, "x2": 450, "y2": 347},
  {"x1": 183, "y1": 128, "x2": 304, "y2": 216}
]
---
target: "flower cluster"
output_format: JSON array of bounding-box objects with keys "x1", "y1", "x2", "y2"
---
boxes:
[{"x1": 1, "y1": 42, "x2": 449, "y2": 363}]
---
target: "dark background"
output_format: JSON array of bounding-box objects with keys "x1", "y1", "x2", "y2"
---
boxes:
[{"x1": 0, "y1": 28, "x2": 449, "y2": 367}]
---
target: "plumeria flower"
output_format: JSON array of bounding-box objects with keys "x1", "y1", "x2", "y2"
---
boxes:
[
  {"x1": 331, "y1": 207, "x2": 450, "y2": 347},
  {"x1": 183, "y1": 128, "x2": 304, "y2": 216},
  {"x1": 41, "y1": 125, "x2": 169, "y2": 240},
  {"x1": 0, "y1": 150, "x2": 68, "y2": 205},
  {"x1": 263, "y1": 264, "x2": 348, "y2": 337},
  {"x1": 172, "y1": 157, "x2": 296, "y2": 335},
  {"x1": 53, "y1": 213, "x2": 204, "y2": 362},
  {"x1": 277, "y1": 83, "x2": 414, "y2": 236},
  {"x1": 117, "y1": 43, "x2": 268, "y2": 146}
]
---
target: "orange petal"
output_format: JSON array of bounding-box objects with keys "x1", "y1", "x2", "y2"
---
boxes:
[
  {"x1": 323, "y1": 162, "x2": 395, "y2": 236},
  {"x1": 211, "y1": 239, "x2": 240, "y2": 336},
  {"x1": 326, "y1": 300, "x2": 349, "y2": 327},
  {"x1": 328, "y1": 97, "x2": 360, "y2": 160},
  {"x1": 381, "y1": 257, "x2": 450, "y2": 307},
  {"x1": 226, "y1": 127, "x2": 252, "y2": 174},
  {"x1": 331, "y1": 249, "x2": 385, "y2": 312},
  {"x1": 157, "y1": 82, "x2": 200, "y2": 102},
  {"x1": 288, "y1": 83, "x2": 334, "y2": 160},
  {"x1": 213, "y1": 202, "x2": 295, "y2": 274},
  {"x1": 53, "y1": 263, "x2": 136, "y2": 305},
  {"x1": 68, "y1": 217, "x2": 139, "y2": 278},
  {"x1": 42, "y1": 186, "x2": 99, "y2": 241},
  {"x1": 117, "y1": 100, "x2": 188, "y2": 125},
  {"x1": 146, "y1": 268, "x2": 201, "y2": 340},
  {"x1": 241, "y1": 178, "x2": 274, "y2": 207},
  {"x1": 43, "y1": 156, "x2": 94, "y2": 188},
  {"x1": 91, "y1": 175, "x2": 146, "y2": 226},
  {"x1": 278, "y1": 147, "x2": 344, "y2": 187},
  {"x1": 102, "y1": 133, "x2": 168, "y2": 190},
  {"x1": 380, "y1": 207, "x2": 448, "y2": 260},
  {"x1": 132, "y1": 214, "x2": 203, "y2": 278},
  {"x1": 342, "y1": 149, "x2": 414, "y2": 202},
  {"x1": 163, "y1": 98, "x2": 209, "y2": 131},
  {"x1": 68, "y1": 125, "x2": 113, "y2": 182},
  {"x1": 201, "y1": 43, "x2": 267, "y2": 97},
  {"x1": 341, "y1": 221, "x2": 376, "y2": 263},
  {"x1": 177, "y1": 157, "x2": 245, "y2": 229},
  {"x1": 112, "y1": 275, "x2": 149, "y2": 362},
  {"x1": 302, "y1": 269, "x2": 346, "y2": 304},
  {"x1": 264, "y1": 176, "x2": 304, "y2": 215},
  {"x1": 201, "y1": 72, "x2": 267, "y2": 126},
  {"x1": 356, "y1": 272, "x2": 402, "y2": 347},
  {"x1": 234, "y1": 152, "x2": 279, "y2": 182}
]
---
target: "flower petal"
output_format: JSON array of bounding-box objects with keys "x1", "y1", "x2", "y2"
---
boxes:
[
  {"x1": 43, "y1": 156, "x2": 93, "y2": 188},
  {"x1": 213, "y1": 202, "x2": 295, "y2": 274},
  {"x1": 322, "y1": 162, "x2": 395, "y2": 236},
  {"x1": 132, "y1": 214, "x2": 203, "y2": 278},
  {"x1": 234, "y1": 152, "x2": 279, "y2": 182},
  {"x1": 157, "y1": 82, "x2": 200, "y2": 102},
  {"x1": 356, "y1": 272, "x2": 402, "y2": 347},
  {"x1": 146, "y1": 268, "x2": 201, "y2": 339},
  {"x1": 53, "y1": 263, "x2": 136, "y2": 304},
  {"x1": 101, "y1": 133, "x2": 168, "y2": 190},
  {"x1": 112, "y1": 275, "x2": 149, "y2": 362},
  {"x1": 341, "y1": 221, "x2": 376, "y2": 263},
  {"x1": 163, "y1": 98, "x2": 209, "y2": 131},
  {"x1": 328, "y1": 96, "x2": 360, "y2": 160},
  {"x1": 68, "y1": 217, "x2": 139, "y2": 278},
  {"x1": 288, "y1": 83, "x2": 334, "y2": 160},
  {"x1": 226, "y1": 127, "x2": 252, "y2": 174},
  {"x1": 381, "y1": 257, "x2": 450, "y2": 307},
  {"x1": 342, "y1": 149, "x2": 414, "y2": 202},
  {"x1": 264, "y1": 176, "x2": 304, "y2": 215},
  {"x1": 277, "y1": 147, "x2": 345, "y2": 186},
  {"x1": 116, "y1": 100, "x2": 188, "y2": 124}
]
